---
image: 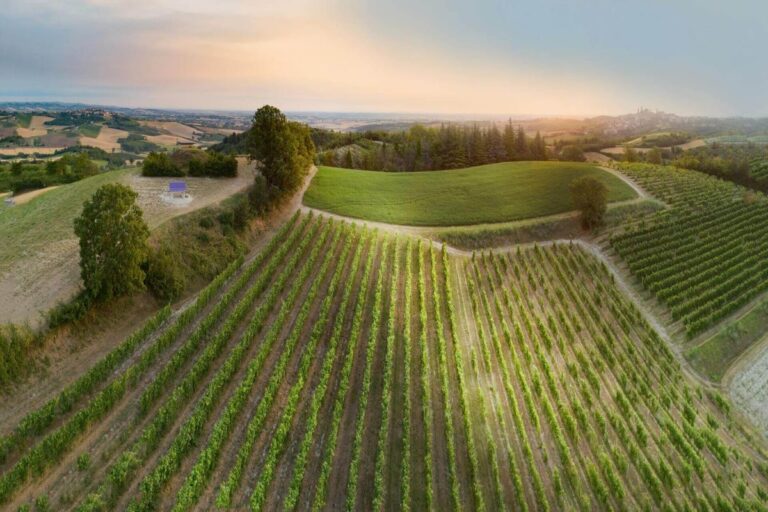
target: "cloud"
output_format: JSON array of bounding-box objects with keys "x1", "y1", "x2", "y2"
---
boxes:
[{"x1": 2, "y1": 0, "x2": 767, "y2": 115}]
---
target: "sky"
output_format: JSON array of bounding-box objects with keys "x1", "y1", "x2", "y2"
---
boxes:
[{"x1": 1, "y1": 0, "x2": 767, "y2": 117}]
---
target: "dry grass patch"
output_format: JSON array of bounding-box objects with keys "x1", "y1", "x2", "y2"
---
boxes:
[{"x1": 80, "y1": 126, "x2": 129, "y2": 152}]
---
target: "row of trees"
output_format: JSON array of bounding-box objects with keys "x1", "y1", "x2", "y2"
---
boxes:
[
  {"x1": 671, "y1": 144, "x2": 768, "y2": 193},
  {"x1": 142, "y1": 150, "x2": 237, "y2": 178},
  {"x1": 0, "y1": 153, "x2": 98, "y2": 193},
  {"x1": 317, "y1": 122, "x2": 549, "y2": 171}
]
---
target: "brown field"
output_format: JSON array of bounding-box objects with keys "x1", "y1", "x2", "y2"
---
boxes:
[
  {"x1": 16, "y1": 127, "x2": 48, "y2": 138},
  {"x1": 39, "y1": 133, "x2": 77, "y2": 147},
  {"x1": 79, "y1": 126, "x2": 129, "y2": 152},
  {"x1": 12, "y1": 116, "x2": 55, "y2": 138},
  {"x1": 678, "y1": 139, "x2": 706, "y2": 150},
  {"x1": 0, "y1": 147, "x2": 63, "y2": 156},
  {"x1": 146, "y1": 133, "x2": 192, "y2": 146},
  {"x1": 28, "y1": 115, "x2": 54, "y2": 130},
  {"x1": 584, "y1": 151, "x2": 612, "y2": 163},
  {"x1": 142, "y1": 120, "x2": 200, "y2": 140}
]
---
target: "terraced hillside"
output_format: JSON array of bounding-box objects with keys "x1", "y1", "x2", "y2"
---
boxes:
[
  {"x1": 1, "y1": 212, "x2": 766, "y2": 511},
  {"x1": 610, "y1": 163, "x2": 768, "y2": 337}
]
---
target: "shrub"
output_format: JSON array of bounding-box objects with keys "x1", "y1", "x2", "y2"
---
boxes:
[
  {"x1": 559, "y1": 145, "x2": 586, "y2": 162},
  {"x1": 204, "y1": 153, "x2": 238, "y2": 177},
  {"x1": 0, "y1": 324, "x2": 40, "y2": 386},
  {"x1": 232, "y1": 201, "x2": 251, "y2": 231},
  {"x1": 47, "y1": 294, "x2": 92, "y2": 328},
  {"x1": 187, "y1": 158, "x2": 206, "y2": 177},
  {"x1": 217, "y1": 210, "x2": 235, "y2": 228},
  {"x1": 145, "y1": 246, "x2": 187, "y2": 302},
  {"x1": 142, "y1": 152, "x2": 183, "y2": 177}
]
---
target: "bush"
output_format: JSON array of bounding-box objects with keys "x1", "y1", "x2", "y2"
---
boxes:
[
  {"x1": 204, "y1": 152, "x2": 238, "y2": 177},
  {"x1": 171, "y1": 149, "x2": 207, "y2": 173},
  {"x1": 145, "y1": 246, "x2": 187, "y2": 302},
  {"x1": 232, "y1": 200, "x2": 251, "y2": 231},
  {"x1": 217, "y1": 210, "x2": 235, "y2": 228},
  {"x1": 559, "y1": 145, "x2": 586, "y2": 162},
  {"x1": 143, "y1": 149, "x2": 237, "y2": 178},
  {"x1": 187, "y1": 158, "x2": 206, "y2": 177},
  {"x1": 0, "y1": 324, "x2": 40, "y2": 387},
  {"x1": 198, "y1": 216, "x2": 215, "y2": 229},
  {"x1": 142, "y1": 152, "x2": 183, "y2": 177},
  {"x1": 47, "y1": 294, "x2": 93, "y2": 328}
]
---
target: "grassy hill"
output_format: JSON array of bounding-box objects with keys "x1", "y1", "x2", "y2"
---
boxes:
[
  {"x1": 303, "y1": 162, "x2": 637, "y2": 226},
  {"x1": 0, "y1": 169, "x2": 134, "y2": 273}
]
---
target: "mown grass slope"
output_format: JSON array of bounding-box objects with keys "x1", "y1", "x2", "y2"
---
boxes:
[
  {"x1": 303, "y1": 162, "x2": 636, "y2": 226},
  {"x1": 0, "y1": 169, "x2": 134, "y2": 272}
]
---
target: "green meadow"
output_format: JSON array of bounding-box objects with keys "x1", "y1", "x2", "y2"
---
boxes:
[
  {"x1": 0, "y1": 169, "x2": 134, "y2": 272},
  {"x1": 304, "y1": 161, "x2": 637, "y2": 226}
]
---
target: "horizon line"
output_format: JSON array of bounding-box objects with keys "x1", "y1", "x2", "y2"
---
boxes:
[{"x1": 1, "y1": 99, "x2": 767, "y2": 121}]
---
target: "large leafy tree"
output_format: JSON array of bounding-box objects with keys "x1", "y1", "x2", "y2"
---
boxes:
[
  {"x1": 249, "y1": 105, "x2": 314, "y2": 192},
  {"x1": 74, "y1": 183, "x2": 149, "y2": 300},
  {"x1": 570, "y1": 176, "x2": 608, "y2": 230}
]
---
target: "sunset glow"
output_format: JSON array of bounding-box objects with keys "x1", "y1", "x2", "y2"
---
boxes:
[{"x1": 2, "y1": 0, "x2": 767, "y2": 115}]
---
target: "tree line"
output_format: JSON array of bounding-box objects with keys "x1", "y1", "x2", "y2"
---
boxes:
[
  {"x1": 0, "y1": 152, "x2": 98, "y2": 194},
  {"x1": 316, "y1": 122, "x2": 549, "y2": 171},
  {"x1": 671, "y1": 144, "x2": 768, "y2": 193},
  {"x1": 142, "y1": 150, "x2": 238, "y2": 178}
]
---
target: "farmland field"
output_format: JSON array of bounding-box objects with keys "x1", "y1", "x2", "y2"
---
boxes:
[
  {"x1": 2, "y1": 211, "x2": 766, "y2": 511},
  {"x1": 609, "y1": 163, "x2": 768, "y2": 339},
  {"x1": 303, "y1": 162, "x2": 637, "y2": 226},
  {"x1": 79, "y1": 126, "x2": 128, "y2": 152}
]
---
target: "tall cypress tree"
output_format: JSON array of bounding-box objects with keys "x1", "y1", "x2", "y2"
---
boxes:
[
  {"x1": 516, "y1": 126, "x2": 528, "y2": 159},
  {"x1": 504, "y1": 119, "x2": 517, "y2": 160}
]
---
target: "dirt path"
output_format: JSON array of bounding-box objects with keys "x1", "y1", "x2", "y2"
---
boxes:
[
  {"x1": 597, "y1": 165, "x2": 653, "y2": 202},
  {"x1": 10, "y1": 186, "x2": 60, "y2": 205}
]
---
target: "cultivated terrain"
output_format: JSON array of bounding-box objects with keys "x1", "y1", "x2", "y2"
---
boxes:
[
  {"x1": 2, "y1": 156, "x2": 768, "y2": 511},
  {"x1": 3, "y1": 102, "x2": 768, "y2": 510}
]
